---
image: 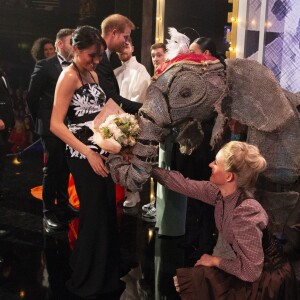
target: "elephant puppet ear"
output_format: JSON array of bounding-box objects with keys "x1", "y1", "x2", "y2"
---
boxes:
[{"x1": 223, "y1": 59, "x2": 294, "y2": 132}]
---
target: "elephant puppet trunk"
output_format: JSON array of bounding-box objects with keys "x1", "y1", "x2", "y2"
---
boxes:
[{"x1": 107, "y1": 85, "x2": 170, "y2": 191}]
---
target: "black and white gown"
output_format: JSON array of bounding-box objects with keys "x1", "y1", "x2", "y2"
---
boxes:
[{"x1": 65, "y1": 69, "x2": 121, "y2": 299}]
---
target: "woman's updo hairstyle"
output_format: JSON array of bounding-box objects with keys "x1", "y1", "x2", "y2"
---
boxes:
[
  {"x1": 194, "y1": 37, "x2": 217, "y2": 57},
  {"x1": 193, "y1": 37, "x2": 225, "y2": 67},
  {"x1": 71, "y1": 25, "x2": 106, "y2": 54},
  {"x1": 221, "y1": 141, "x2": 267, "y2": 190}
]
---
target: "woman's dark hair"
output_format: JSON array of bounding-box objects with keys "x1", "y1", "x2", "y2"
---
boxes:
[
  {"x1": 31, "y1": 37, "x2": 55, "y2": 62},
  {"x1": 71, "y1": 25, "x2": 106, "y2": 54},
  {"x1": 193, "y1": 37, "x2": 225, "y2": 66}
]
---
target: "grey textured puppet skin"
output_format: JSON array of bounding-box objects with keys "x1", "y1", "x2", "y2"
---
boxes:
[{"x1": 107, "y1": 57, "x2": 300, "y2": 191}]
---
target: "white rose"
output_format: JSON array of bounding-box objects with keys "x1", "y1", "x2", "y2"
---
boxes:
[
  {"x1": 93, "y1": 132, "x2": 121, "y2": 153},
  {"x1": 93, "y1": 132, "x2": 104, "y2": 147},
  {"x1": 105, "y1": 114, "x2": 117, "y2": 123},
  {"x1": 113, "y1": 128, "x2": 123, "y2": 141},
  {"x1": 107, "y1": 123, "x2": 119, "y2": 133}
]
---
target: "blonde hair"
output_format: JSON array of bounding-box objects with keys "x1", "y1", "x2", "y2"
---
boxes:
[
  {"x1": 221, "y1": 141, "x2": 267, "y2": 190},
  {"x1": 101, "y1": 14, "x2": 135, "y2": 36}
]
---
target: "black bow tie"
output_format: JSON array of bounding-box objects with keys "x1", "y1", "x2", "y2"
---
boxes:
[{"x1": 61, "y1": 61, "x2": 72, "y2": 66}]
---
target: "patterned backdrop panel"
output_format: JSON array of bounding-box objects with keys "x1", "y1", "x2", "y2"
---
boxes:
[{"x1": 245, "y1": 0, "x2": 300, "y2": 93}]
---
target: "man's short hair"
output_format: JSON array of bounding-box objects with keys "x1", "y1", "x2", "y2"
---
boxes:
[
  {"x1": 150, "y1": 43, "x2": 166, "y2": 52},
  {"x1": 56, "y1": 28, "x2": 74, "y2": 41},
  {"x1": 101, "y1": 14, "x2": 135, "y2": 36}
]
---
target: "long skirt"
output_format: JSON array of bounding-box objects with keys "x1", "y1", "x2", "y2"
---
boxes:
[
  {"x1": 176, "y1": 262, "x2": 297, "y2": 300},
  {"x1": 66, "y1": 159, "x2": 121, "y2": 299}
]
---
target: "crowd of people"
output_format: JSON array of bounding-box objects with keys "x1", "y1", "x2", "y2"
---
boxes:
[{"x1": 0, "y1": 12, "x2": 298, "y2": 300}]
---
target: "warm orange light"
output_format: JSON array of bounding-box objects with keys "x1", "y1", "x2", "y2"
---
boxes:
[
  {"x1": 19, "y1": 290, "x2": 26, "y2": 298},
  {"x1": 150, "y1": 177, "x2": 155, "y2": 202},
  {"x1": 266, "y1": 21, "x2": 272, "y2": 28},
  {"x1": 148, "y1": 228, "x2": 153, "y2": 242},
  {"x1": 12, "y1": 156, "x2": 21, "y2": 165},
  {"x1": 227, "y1": 0, "x2": 238, "y2": 58},
  {"x1": 155, "y1": 0, "x2": 165, "y2": 44}
]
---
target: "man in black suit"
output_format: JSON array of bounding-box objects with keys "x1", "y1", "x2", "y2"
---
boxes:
[
  {"x1": 0, "y1": 68, "x2": 14, "y2": 241},
  {"x1": 27, "y1": 28, "x2": 76, "y2": 232},
  {"x1": 96, "y1": 14, "x2": 142, "y2": 114}
]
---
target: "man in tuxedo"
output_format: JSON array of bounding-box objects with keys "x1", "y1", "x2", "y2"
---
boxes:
[
  {"x1": 0, "y1": 67, "x2": 14, "y2": 245},
  {"x1": 96, "y1": 14, "x2": 142, "y2": 114},
  {"x1": 27, "y1": 28, "x2": 76, "y2": 232}
]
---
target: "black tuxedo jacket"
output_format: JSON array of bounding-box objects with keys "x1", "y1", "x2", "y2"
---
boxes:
[
  {"x1": 0, "y1": 73, "x2": 14, "y2": 145},
  {"x1": 95, "y1": 52, "x2": 142, "y2": 115},
  {"x1": 27, "y1": 55, "x2": 62, "y2": 136}
]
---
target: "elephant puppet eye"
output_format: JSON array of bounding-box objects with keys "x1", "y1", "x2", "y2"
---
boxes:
[{"x1": 180, "y1": 88, "x2": 191, "y2": 98}]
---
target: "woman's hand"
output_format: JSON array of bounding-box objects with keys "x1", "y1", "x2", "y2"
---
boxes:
[
  {"x1": 194, "y1": 254, "x2": 221, "y2": 268},
  {"x1": 173, "y1": 276, "x2": 180, "y2": 293},
  {"x1": 86, "y1": 150, "x2": 109, "y2": 177}
]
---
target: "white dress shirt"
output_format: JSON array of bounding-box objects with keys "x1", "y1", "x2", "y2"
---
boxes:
[
  {"x1": 114, "y1": 56, "x2": 151, "y2": 103},
  {"x1": 105, "y1": 48, "x2": 112, "y2": 61}
]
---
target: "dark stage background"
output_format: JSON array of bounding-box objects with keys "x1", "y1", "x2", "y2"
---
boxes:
[{"x1": 0, "y1": 0, "x2": 230, "y2": 90}]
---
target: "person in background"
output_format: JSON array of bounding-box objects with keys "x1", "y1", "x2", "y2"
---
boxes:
[
  {"x1": 27, "y1": 28, "x2": 76, "y2": 233},
  {"x1": 141, "y1": 42, "x2": 166, "y2": 222},
  {"x1": 31, "y1": 37, "x2": 56, "y2": 62},
  {"x1": 189, "y1": 37, "x2": 226, "y2": 66},
  {"x1": 114, "y1": 36, "x2": 150, "y2": 104},
  {"x1": 50, "y1": 25, "x2": 123, "y2": 299},
  {"x1": 114, "y1": 36, "x2": 151, "y2": 208},
  {"x1": 150, "y1": 42, "x2": 166, "y2": 72},
  {"x1": 153, "y1": 141, "x2": 297, "y2": 300},
  {"x1": 95, "y1": 13, "x2": 142, "y2": 115}
]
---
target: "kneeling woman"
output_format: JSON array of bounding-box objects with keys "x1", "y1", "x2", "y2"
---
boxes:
[{"x1": 152, "y1": 141, "x2": 297, "y2": 300}]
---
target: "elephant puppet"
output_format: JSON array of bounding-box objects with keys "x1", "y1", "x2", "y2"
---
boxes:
[{"x1": 107, "y1": 54, "x2": 300, "y2": 247}]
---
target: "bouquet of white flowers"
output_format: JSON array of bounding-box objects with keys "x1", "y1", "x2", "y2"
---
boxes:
[{"x1": 92, "y1": 99, "x2": 140, "y2": 153}]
